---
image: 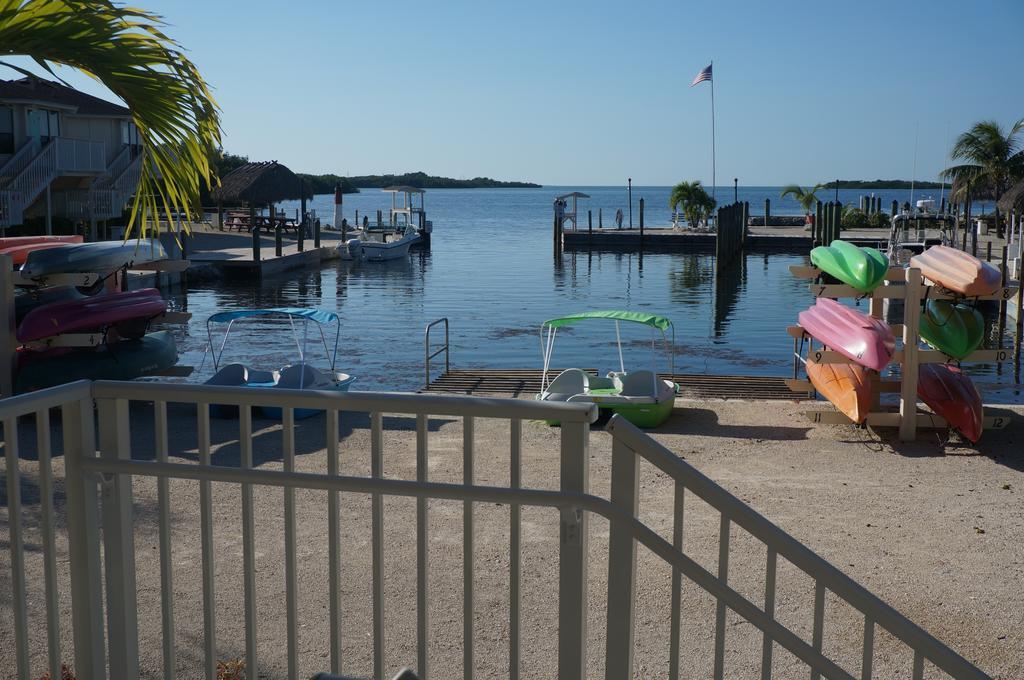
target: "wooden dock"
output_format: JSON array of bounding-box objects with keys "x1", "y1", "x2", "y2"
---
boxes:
[{"x1": 424, "y1": 369, "x2": 810, "y2": 400}]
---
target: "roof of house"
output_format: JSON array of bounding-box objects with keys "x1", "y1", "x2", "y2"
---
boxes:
[
  {"x1": 0, "y1": 77, "x2": 130, "y2": 117},
  {"x1": 211, "y1": 161, "x2": 313, "y2": 205}
]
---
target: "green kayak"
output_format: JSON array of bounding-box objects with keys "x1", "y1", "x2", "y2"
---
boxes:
[
  {"x1": 15, "y1": 331, "x2": 178, "y2": 393},
  {"x1": 919, "y1": 301, "x2": 984, "y2": 360},
  {"x1": 810, "y1": 239, "x2": 889, "y2": 293}
]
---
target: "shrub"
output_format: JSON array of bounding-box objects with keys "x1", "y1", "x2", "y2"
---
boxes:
[
  {"x1": 841, "y1": 208, "x2": 870, "y2": 231},
  {"x1": 867, "y1": 211, "x2": 891, "y2": 229}
]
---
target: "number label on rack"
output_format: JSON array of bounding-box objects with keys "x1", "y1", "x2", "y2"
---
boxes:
[{"x1": 814, "y1": 350, "x2": 824, "y2": 362}]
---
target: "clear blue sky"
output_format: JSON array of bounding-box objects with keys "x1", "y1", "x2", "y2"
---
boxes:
[{"x1": 6, "y1": 0, "x2": 1024, "y2": 186}]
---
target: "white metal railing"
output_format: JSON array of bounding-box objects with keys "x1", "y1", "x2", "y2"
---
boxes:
[
  {"x1": 0, "y1": 138, "x2": 41, "y2": 184},
  {"x1": 6, "y1": 138, "x2": 56, "y2": 219},
  {"x1": 1, "y1": 380, "x2": 992, "y2": 680}
]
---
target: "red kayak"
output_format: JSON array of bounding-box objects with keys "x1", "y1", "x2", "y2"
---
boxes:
[
  {"x1": 0, "y1": 238, "x2": 82, "y2": 266},
  {"x1": 0, "y1": 235, "x2": 83, "y2": 249},
  {"x1": 798, "y1": 298, "x2": 896, "y2": 371},
  {"x1": 17, "y1": 288, "x2": 166, "y2": 343},
  {"x1": 917, "y1": 364, "x2": 983, "y2": 443}
]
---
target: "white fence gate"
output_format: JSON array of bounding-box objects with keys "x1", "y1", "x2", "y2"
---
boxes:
[{"x1": 1, "y1": 380, "x2": 990, "y2": 679}]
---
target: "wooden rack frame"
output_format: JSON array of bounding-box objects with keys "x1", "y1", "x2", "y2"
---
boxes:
[{"x1": 787, "y1": 264, "x2": 1019, "y2": 441}]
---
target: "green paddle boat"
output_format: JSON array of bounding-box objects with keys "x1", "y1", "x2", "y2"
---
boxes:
[
  {"x1": 536, "y1": 310, "x2": 679, "y2": 428},
  {"x1": 919, "y1": 300, "x2": 984, "y2": 360},
  {"x1": 810, "y1": 239, "x2": 889, "y2": 293}
]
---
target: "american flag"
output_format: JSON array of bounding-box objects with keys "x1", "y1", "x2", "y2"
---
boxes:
[{"x1": 690, "y1": 63, "x2": 712, "y2": 87}]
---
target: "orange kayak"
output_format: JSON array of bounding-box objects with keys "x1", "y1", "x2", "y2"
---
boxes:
[
  {"x1": 0, "y1": 239, "x2": 82, "y2": 266},
  {"x1": 0, "y1": 235, "x2": 82, "y2": 249},
  {"x1": 806, "y1": 359, "x2": 871, "y2": 424},
  {"x1": 909, "y1": 245, "x2": 1001, "y2": 297}
]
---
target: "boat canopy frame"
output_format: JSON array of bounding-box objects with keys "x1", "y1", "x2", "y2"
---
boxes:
[
  {"x1": 206, "y1": 307, "x2": 341, "y2": 372},
  {"x1": 539, "y1": 310, "x2": 675, "y2": 391}
]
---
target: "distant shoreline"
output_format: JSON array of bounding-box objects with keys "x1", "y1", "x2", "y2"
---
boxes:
[
  {"x1": 821, "y1": 179, "x2": 945, "y2": 190},
  {"x1": 297, "y1": 171, "x2": 541, "y2": 194}
]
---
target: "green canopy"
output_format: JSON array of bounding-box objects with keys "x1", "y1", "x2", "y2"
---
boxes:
[{"x1": 542, "y1": 310, "x2": 673, "y2": 331}]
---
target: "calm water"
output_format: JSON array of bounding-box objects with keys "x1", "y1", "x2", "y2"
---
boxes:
[{"x1": 163, "y1": 186, "x2": 1021, "y2": 402}]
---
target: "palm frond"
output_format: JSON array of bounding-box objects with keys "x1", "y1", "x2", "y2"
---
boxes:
[{"x1": 0, "y1": 0, "x2": 222, "y2": 237}]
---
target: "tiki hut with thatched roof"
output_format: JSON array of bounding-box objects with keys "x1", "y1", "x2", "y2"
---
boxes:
[
  {"x1": 998, "y1": 177, "x2": 1024, "y2": 216},
  {"x1": 211, "y1": 160, "x2": 313, "y2": 232}
]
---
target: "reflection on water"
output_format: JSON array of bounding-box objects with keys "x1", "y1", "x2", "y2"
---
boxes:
[{"x1": 160, "y1": 186, "x2": 1021, "y2": 403}]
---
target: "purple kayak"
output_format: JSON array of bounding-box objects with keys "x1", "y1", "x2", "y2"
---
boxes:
[
  {"x1": 798, "y1": 298, "x2": 895, "y2": 371},
  {"x1": 18, "y1": 288, "x2": 166, "y2": 342}
]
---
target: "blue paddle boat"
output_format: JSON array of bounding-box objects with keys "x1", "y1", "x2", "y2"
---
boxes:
[{"x1": 204, "y1": 308, "x2": 355, "y2": 419}]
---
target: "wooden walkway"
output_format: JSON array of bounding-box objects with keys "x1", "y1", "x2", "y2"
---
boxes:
[{"x1": 424, "y1": 369, "x2": 810, "y2": 400}]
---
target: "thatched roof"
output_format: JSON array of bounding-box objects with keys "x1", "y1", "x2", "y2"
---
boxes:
[
  {"x1": 998, "y1": 178, "x2": 1024, "y2": 214},
  {"x1": 211, "y1": 161, "x2": 312, "y2": 205},
  {"x1": 949, "y1": 175, "x2": 1000, "y2": 203}
]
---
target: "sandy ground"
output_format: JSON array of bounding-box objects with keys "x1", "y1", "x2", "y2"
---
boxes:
[{"x1": 2, "y1": 398, "x2": 1023, "y2": 679}]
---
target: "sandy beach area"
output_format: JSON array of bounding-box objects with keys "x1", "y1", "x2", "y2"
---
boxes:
[{"x1": 2, "y1": 397, "x2": 1022, "y2": 679}]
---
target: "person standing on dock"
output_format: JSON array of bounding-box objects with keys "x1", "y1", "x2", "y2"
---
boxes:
[{"x1": 615, "y1": 208, "x2": 624, "y2": 230}]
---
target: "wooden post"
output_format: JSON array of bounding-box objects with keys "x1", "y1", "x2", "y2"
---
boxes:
[
  {"x1": 986, "y1": 241, "x2": 992, "y2": 262},
  {"x1": 742, "y1": 201, "x2": 749, "y2": 247},
  {"x1": 297, "y1": 212, "x2": 305, "y2": 253},
  {"x1": 891, "y1": 199, "x2": 898, "y2": 217},
  {"x1": 814, "y1": 200, "x2": 823, "y2": 246},
  {"x1": 250, "y1": 205, "x2": 260, "y2": 262},
  {"x1": 301, "y1": 189, "x2": 308, "y2": 246},
  {"x1": 275, "y1": 222, "x2": 283, "y2": 257},
  {"x1": 1, "y1": 254, "x2": 14, "y2": 396},
  {"x1": 588, "y1": 210, "x2": 592, "y2": 231},
  {"x1": 217, "y1": 202, "x2": 224, "y2": 231},
  {"x1": 598, "y1": 208, "x2": 603, "y2": 229},
  {"x1": 940, "y1": 196, "x2": 947, "y2": 215},
  {"x1": 997, "y1": 245, "x2": 1008, "y2": 349},
  {"x1": 764, "y1": 197, "x2": 770, "y2": 226},
  {"x1": 899, "y1": 267, "x2": 923, "y2": 441},
  {"x1": 639, "y1": 198, "x2": 644, "y2": 231},
  {"x1": 314, "y1": 218, "x2": 321, "y2": 249},
  {"x1": 355, "y1": 209, "x2": 359, "y2": 227}
]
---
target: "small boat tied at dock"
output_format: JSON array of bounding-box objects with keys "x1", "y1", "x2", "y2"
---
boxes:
[
  {"x1": 204, "y1": 307, "x2": 356, "y2": 419},
  {"x1": 536, "y1": 310, "x2": 679, "y2": 428},
  {"x1": 339, "y1": 186, "x2": 431, "y2": 262}
]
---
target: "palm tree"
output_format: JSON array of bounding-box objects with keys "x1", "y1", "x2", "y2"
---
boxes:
[
  {"x1": 780, "y1": 183, "x2": 825, "y2": 219},
  {"x1": 669, "y1": 180, "x2": 717, "y2": 228},
  {"x1": 942, "y1": 119, "x2": 1024, "y2": 237},
  {"x1": 0, "y1": 0, "x2": 222, "y2": 236}
]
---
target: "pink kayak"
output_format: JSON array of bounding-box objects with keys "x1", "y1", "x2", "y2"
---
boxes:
[
  {"x1": 909, "y1": 245, "x2": 1001, "y2": 297},
  {"x1": 17, "y1": 288, "x2": 166, "y2": 342},
  {"x1": 918, "y1": 363, "x2": 983, "y2": 443},
  {"x1": 798, "y1": 298, "x2": 896, "y2": 371}
]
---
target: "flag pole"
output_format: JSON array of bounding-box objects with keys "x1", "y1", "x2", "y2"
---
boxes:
[{"x1": 710, "y1": 60, "x2": 716, "y2": 204}]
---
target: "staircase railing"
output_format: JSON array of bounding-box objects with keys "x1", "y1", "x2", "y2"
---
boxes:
[
  {"x1": 0, "y1": 138, "x2": 40, "y2": 184},
  {"x1": 4, "y1": 139, "x2": 57, "y2": 225}
]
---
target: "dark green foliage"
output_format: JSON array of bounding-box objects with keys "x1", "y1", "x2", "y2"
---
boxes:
[
  {"x1": 822, "y1": 179, "x2": 945, "y2": 189},
  {"x1": 841, "y1": 207, "x2": 870, "y2": 230},
  {"x1": 867, "y1": 211, "x2": 890, "y2": 229},
  {"x1": 344, "y1": 171, "x2": 540, "y2": 190}
]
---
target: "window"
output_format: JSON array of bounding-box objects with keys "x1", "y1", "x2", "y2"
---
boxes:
[
  {"x1": 0, "y1": 107, "x2": 12, "y2": 154},
  {"x1": 121, "y1": 120, "x2": 140, "y2": 148},
  {"x1": 27, "y1": 108, "x2": 60, "y2": 143}
]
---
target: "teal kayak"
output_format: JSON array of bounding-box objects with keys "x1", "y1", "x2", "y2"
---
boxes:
[
  {"x1": 810, "y1": 240, "x2": 888, "y2": 293},
  {"x1": 14, "y1": 331, "x2": 178, "y2": 393},
  {"x1": 919, "y1": 301, "x2": 984, "y2": 360}
]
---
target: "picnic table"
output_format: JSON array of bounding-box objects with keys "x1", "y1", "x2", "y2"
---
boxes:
[{"x1": 223, "y1": 210, "x2": 300, "y2": 234}]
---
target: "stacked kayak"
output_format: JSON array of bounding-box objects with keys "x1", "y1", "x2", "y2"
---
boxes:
[
  {"x1": 909, "y1": 245, "x2": 1001, "y2": 297},
  {"x1": 0, "y1": 235, "x2": 84, "y2": 266},
  {"x1": 18, "y1": 288, "x2": 167, "y2": 342},
  {"x1": 805, "y1": 360, "x2": 871, "y2": 423},
  {"x1": 918, "y1": 364, "x2": 983, "y2": 443},
  {"x1": 21, "y1": 238, "x2": 167, "y2": 279},
  {"x1": 810, "y1": 240, "x2": 889, "y2": 293},
  {"x1": 919, "y1": 301, "x2": 984, "y2": 360},
  {"x1": 798, "y1": 298, "x2": 895, "y2": 371}
]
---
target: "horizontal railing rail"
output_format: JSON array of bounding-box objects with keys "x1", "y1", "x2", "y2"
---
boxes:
[{"x1": 55, "y1": 137, "x2": 106, "y2": 173}]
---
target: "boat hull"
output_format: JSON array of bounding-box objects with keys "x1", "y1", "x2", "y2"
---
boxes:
[
  {"x1": 917, "y1": 363, "x2": 983, "y2": 443},
  {"x1": 17, "y1": 288, "x2": 166, "y2": 342},
  {"x1": 798, "y1": 298, "x2": 896, "y2": 371},
  {"x1": 261, "y1": 374, "x2": 357, "y2": 419},
  {"x1": 810, "y1": 240, "x2": 888, "y2": 293},
  {"x1": 919, "y1": 301, "x2": 984, "y2": 360},
  {"x1": 21, "y1": 238, "x2": 167, "y2": 278},
  {"x1": 909, "y1": 245, "x2": 1001, "y2": 297},
  {"x1": 358, "y1": 233, "x2": 420, "y2": 261},
  {"x1": 14, "y1": 331, "x2": 177, "y2": 393},
  {"x1": 806, "y1": 359, "x2": 871, "y2": 423}
]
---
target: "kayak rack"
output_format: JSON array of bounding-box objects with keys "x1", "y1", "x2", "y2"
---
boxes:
[{"x1": 787, "y1": 264, "x2": 1019, "y2": 441}]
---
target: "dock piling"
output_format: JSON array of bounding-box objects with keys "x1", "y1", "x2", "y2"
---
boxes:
[
  {"x1": 250, "y1": 205, "x2": 260, "y2": 262},
  {"x1": 764, "y1": 198, "x2": 770, "y2": 227},
  {"x1": 639, "y1": 198, "x2": 645, "y2": 242}
]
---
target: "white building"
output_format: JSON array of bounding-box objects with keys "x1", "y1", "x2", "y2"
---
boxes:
[{"x1": 0, "y1": 77, "x2": 142, "y2": 232}]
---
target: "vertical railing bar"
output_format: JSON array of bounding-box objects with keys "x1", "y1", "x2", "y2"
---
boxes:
[
  {"x1": 416, "y1": 413, "x2": 429, "y2": 679},
  {"x1": 912, "y1": 651, "x2": 924, "y2": 680},
  {"x1": 713, "y1": 515, "x2": 730, "y2": 680},
  {"x1": 558, "y1": 419, "x2": 590, "y2": 680},
  {"x1": 810, "y1": 581, "x2": 826, "y2": 680},
  {"x1": 240, "y1": 404, "x2": 258, "y2": 678},
  {"x1": 861, "y1": 617, "x2": 874, "y2": 680},
  {"x1": 371, "y1": 411, "x2": 385, "y2": 679},
  {"x1": 327, "y1": 409, "x2": 342, "y2": 674},
  {"x1": 760, "y1": 547, "x2": 778, "y2": 680},
  {"x1": 36, "y1": 409, "x2": 63, "y2": 680},
  {"x1": 604, "y1": 435, "x2": 640, "y2": 680},
  {"x1": 155, "y1": 401, "x2": 177, "y2": 679},
  {"x1": 4, "y1": 416, "x2": 30, "y2": 680},
  {"x1": 668, "y1": 482, "x2": 685, "y2": 680},
  {"x1": 283, "y1": 408, "x2": 299, "y2": 680},
  {"x1": 509, "y1": 418, "x2": 522, "y2": 680},
  {"x1": 197, "y1": 402, "x2": 217, "y2": 680},
  {"x1": 463, "y1": 415, "x2": 475, "y2": 680},
  {"x1": 98, "y1": 397, "x2": 140, "y2": 678},
  {"x1": 62, "y1": 398, "x2": 105, "y2": 680}
]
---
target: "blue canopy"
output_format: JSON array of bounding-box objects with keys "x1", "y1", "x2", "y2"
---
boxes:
[{"x1": 207, "y1": 307, "x2": 339, "y2": 325}]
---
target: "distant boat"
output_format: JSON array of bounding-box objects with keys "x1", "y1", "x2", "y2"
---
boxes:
[{"x1": 339, "y1": 186, "x2": 429, "y2": 262}]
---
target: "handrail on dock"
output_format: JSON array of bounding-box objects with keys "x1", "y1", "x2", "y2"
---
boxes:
[{"x1": 424, "y1": 317, "x2": 450, "y2": 388}]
